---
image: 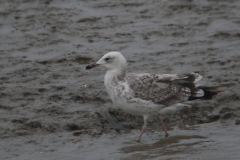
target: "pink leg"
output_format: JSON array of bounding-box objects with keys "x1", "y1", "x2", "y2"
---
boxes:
[
  {"x1": 157, "y1": 117, "x2": 169, "y2": 138},
  {"x1": 137, "y1": 119, "x2": 147, "y2": 142}
]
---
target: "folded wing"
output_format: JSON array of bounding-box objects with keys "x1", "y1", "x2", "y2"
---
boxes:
[{"x1": 126, "y1": 72, "x2": 221, "y2": 106}]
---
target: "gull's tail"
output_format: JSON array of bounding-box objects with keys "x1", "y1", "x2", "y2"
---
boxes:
[
  {"x1": 187, "y1": 86, "x2": 224, "y2": 101},
  {"x1": 175, "y1": 72, "x2": 224, "y2": 101}
]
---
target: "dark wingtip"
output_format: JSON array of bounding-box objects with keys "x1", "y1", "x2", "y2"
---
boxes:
[{"x1": 188, "y1": 86, "x2": 224, "y2": 101}]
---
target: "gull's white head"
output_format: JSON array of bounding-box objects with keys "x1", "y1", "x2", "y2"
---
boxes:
[{"x1": 86, "y1": 51, "x2": 127, "y2": 70}]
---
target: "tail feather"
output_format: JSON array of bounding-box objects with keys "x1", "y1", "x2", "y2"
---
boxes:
[
  {"x1": 174, "y1": 72, "x2": 224, "y2": 101},
  {"x1": 188, "y1": 86, "x2": 224, "y2": 101}
]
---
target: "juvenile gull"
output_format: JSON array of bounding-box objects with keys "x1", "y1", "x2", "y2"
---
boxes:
[{"x1": 86, "y1": 51, "x2": 222, "y2": 142}]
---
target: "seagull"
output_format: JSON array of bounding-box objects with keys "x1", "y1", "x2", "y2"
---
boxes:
[{"x1": 86, "y1": 51, "x2": 222, "y2": 142}]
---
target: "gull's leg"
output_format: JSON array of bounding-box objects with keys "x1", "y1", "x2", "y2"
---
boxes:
[
  {"x1": 137, "y1": 117, "x2": 147, "y2": 142},
  {"x1": 157, "y1": 116, "x2": 169, "y2": 138}
]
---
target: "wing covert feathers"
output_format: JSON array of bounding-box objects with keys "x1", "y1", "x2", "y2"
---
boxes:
[{"x1": 126, "y1": 72, "x2": 222, "y2": 105}]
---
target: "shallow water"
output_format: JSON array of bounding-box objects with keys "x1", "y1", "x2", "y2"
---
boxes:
[{"x1": 2, "y1": 122, "x2": 239, "y2": 160}]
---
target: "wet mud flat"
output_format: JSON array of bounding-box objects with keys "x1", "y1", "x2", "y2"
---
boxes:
[{"x1": 0, "y1": 0, "x2": 240, "y2": 159}]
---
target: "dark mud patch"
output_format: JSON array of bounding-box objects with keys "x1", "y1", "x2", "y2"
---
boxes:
[
  {"x1": 74, "y1": 55, "x2": 93, "y2": 64},
  {"x1": 78, "y1": 17, "x2": 101, "y2": 23}
]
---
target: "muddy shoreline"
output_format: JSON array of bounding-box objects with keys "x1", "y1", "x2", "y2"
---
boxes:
[{"x1": 1, "y1": 0, "x2": 240, "y2": 159}]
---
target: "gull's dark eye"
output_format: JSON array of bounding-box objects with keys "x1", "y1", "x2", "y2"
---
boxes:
[{"x1": 105, "y1": 58, "x2": 110, "y2": 61}]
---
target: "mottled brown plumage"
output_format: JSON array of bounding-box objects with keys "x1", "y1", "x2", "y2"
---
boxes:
[{"x1": 126, "y1": 73, "x2": 191, "y2": 106}]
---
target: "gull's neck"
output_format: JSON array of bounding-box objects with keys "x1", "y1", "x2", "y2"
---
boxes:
[{"x1": 104, "y1": 66, "x2": 127, "y2": 86}]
